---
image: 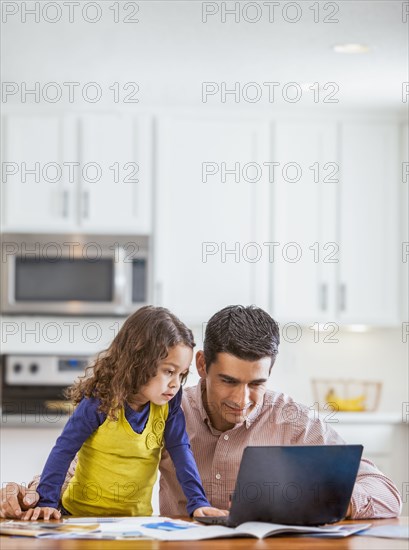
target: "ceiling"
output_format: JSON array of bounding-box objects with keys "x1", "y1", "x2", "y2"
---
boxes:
[{"x1": 2, "y1": 0, "x2": 408, "y2": 110}]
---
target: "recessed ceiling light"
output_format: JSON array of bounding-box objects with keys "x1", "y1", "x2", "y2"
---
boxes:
[
  {"x1": 345, "y1": 325, "x2": 371, "y2": 332},
  {"x1": 333, "y1": 43, "x2": 370, "y2": 54}
]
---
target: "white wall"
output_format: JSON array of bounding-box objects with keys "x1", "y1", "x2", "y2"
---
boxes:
[{"x1": 189, "y1": 325, "x2": 408, "y2": 414}]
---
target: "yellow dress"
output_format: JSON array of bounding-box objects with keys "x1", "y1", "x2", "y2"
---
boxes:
[{"x1": 62, "y1": 402, "x2": 168, "y2": 516}]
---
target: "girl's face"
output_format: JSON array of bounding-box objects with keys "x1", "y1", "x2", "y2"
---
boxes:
[{"x1": 129, "y1": 344, "x2": 193, "y2": 410}]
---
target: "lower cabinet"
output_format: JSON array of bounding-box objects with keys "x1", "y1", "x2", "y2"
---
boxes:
[
  {"x1": 334, "y1": 418, "x2": 408, "y2": 515},
  {"x1": 1, "y1": 426, "x2": 64, "y2": 487}
]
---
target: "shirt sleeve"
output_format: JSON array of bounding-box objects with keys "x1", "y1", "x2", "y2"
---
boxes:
[
  {"x1": 347, "y1": 457, "x2": 402, "y2": 519},
  {"x1": 164, "y1": 388, "x2": 211, "y2": 515},
  {"x1": 293, "y1": 410, "x2": 402, "y2": 519},
  {"x1": 37, "y1": 398, "x2": 106, "y2": 508}
]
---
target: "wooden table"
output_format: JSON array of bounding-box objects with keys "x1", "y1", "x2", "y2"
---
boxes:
[{"x1": 0, "y1": 517, "x2": 407, "y2": 549}]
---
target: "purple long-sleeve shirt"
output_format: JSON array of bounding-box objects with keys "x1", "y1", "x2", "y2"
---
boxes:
[{"x1": 37, "y1": 388, "x2": 210, "y2": 515}]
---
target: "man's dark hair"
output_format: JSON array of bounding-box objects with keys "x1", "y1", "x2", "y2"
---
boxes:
[{"x1": 203, "y1": 305, "x2": 280, "y2": 370}]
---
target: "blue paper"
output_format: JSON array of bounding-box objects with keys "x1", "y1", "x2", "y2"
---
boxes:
[{"x1": 141, "y1": 521, "x2": 195, "y2": 532}]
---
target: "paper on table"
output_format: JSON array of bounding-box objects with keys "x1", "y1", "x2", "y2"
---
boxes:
[
  {"x1": 356, "y1": 525, "x2": 409, "y2": 539},
  {"x1": 0, "y1": 521, "x2": 100, "y2": 538},
  {"x1": 5, "y1": 517, "x2": 371, "y2": 541},
  {"x1": 108, "y1": 519, "x2": 372, "y2": 541},
  {"x1": 64, "y1": 516, "x2": 155, "y2": 524},
  {"x1": 300, "y1": 524, "x2": 374, "y2": 538}
]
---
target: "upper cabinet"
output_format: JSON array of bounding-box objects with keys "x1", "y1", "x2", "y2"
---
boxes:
[
  {"x1": 272, "y1": 119, "x2": 400, "y2": 325},
  {"x1": 2, "y1": 111, "x2": 404, "y2": 326},
  {"x1": 154, "y1": 115, "x2": 271, "y2": 325},
  {"x1": 271, "y1": 121, "x2": 338, "y2": 324},
  {"x1": 1, "y1": 114, "x2": 152, "y2": 234},
  {"x1": 1, "y1": 115, "x2": 77, "y2": 231},
  {"x1": 338, "y1": 122, "x2": 399, "y2": 324},
  {"x1": 79, "y1": 115, "x2": 151, "y2": 233}
]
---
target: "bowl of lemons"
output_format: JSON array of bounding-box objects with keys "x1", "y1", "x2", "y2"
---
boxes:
[{"x1": 312, "y1": 379, "x2": 382, "y2": 412}]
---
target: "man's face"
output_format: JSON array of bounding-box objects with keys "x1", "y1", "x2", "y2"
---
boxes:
[{"x1": 196, "y1": 351, "x2": 273, "y2": 432}]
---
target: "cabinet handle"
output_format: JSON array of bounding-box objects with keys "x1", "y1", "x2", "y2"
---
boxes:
[
  {"x1": 339, "y1": 284, "x2": 346, "y2": 312},
  {"x1": 62, "y1": 190, "x2": 69, "y2": 218},
  {"x1": 82, "y1": 191, "x2": 89, "y2": 219},
  {"x1": 319, "y1": 283, "x2": 327, "y2": 311}
]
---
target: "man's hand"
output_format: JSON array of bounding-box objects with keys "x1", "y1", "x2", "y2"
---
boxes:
[
  {"x1": 24, "y1": 506, "x2": 61, "y2": 521},
  {"x1": 0, "y1": 483, "x2": 41, "y2": 519},
  {"x1": 193, "y1": 506, "x2": 229, "y2": 517}
]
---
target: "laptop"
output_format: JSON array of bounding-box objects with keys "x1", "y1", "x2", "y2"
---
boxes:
[{"x1": 196, "y1": 445, "x2": 363, "y2": 527}]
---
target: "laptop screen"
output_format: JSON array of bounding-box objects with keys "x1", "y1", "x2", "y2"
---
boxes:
[{"x1": 229, "y1": 445, "x2": 363, "y2": 526}]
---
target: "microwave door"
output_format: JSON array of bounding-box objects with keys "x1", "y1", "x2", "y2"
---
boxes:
[{"x1": 5, "y1": 255, "x2": 125, "y2": 315}]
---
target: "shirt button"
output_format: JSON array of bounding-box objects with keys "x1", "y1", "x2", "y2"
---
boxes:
[
  {"x1": 223, "y1": 435, "x2": 229, "y2": 441},
  {"x1": 215, "y1": 473, "x2": 221, "y2": 480}
]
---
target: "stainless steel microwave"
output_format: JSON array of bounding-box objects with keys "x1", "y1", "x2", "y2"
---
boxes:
[{"x1": 1, "y1": 234, "x2": 150, "y2": 315}]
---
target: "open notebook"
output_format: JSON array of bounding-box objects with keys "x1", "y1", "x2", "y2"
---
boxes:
[{"x1": 0, "y1": 518, "x2": 371, "y2": 541}]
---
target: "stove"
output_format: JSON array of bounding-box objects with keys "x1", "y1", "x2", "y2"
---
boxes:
[{"x1": 1, "y1": 354, "x2": 91, "y2": 423}]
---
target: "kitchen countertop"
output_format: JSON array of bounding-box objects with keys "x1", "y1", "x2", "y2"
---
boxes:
[
  {"x1": 1, "y1": 413, "x2": 70, "y2": 429},
  {"x1": 321, "y1": 412, "x2": 406, "y2": 424},
  {"x1": 1, "y1": 411, "x2": 407, "y2": 429}
]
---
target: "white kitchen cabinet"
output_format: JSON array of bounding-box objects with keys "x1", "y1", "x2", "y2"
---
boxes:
[
  {"x1": 333, "y1": 415, "x2": 408, "y2": 515},
  {"x1": 338, "y1": 122, "x2": 399, "y2": 324},
  {"x1": 154, "y1": 116, "x2": 270, "y2": 325},
  {"x1": 1, "y1": 114, "x2": 152, "y2": 234},
  {"x1": 1, "y1": 115, "x2": 77, "y2": 232},
  {"x1": 271, "y1": 121, "x2": 338, "y2": 324},
  {"x1": 0, "y1": 426, "x2": 64, "y2": 488},
  {"x1": 79, "y1": 115, "x2": 152, "y2": 234},
  {"x1": 272, "y1": 119, "x2": 400, "y2": 325}
]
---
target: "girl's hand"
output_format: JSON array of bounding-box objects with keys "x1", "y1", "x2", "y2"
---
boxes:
[
  {"x1": 193, "y1": 506, "x2": 229, "y2": 517},
  {"x1": 23, "y1": 506, "x2": 61, "y2": 521}
]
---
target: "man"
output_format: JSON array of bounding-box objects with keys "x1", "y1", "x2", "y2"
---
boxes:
[{"x1": 1, "y1": 305, "x2": 402, "y2": 520}]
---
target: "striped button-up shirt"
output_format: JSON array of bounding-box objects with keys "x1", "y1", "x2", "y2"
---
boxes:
[{"x1": 158, "y1": 381, "x2": 402, "y2": 519}]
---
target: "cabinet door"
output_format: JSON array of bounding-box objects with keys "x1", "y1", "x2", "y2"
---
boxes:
[
  {"x1": 1, "y1": 115, "x2": 77, "y2": 232},
  {"x1": 0, "y1": 427, "x2": 66, "y2": 486},
  {"x1": 79, "y1": 115, "x2": 151, "y2": 234},
  {"x1": 338, "y1": 122, "x2": 399, "y2": 324},
  {"x1": 271, "y1": 121, "x2": 338, "y2": 324},
  {"x1": 155, "y1": 116, "x2": 270, "y2": 325}
]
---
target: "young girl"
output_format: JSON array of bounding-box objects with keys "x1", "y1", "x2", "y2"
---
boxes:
[{"x1": 26, "y1": 306, "x2": 226, "y2": 519}]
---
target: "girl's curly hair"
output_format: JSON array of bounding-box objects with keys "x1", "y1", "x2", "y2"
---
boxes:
[{"x1": 65, "y1": 306, "x2": 195, "y2": 419}]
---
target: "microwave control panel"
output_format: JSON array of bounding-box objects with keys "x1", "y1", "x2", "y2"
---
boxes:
[{"x1": 4, "y1": 355, "x2": 90, "y2": 386}]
